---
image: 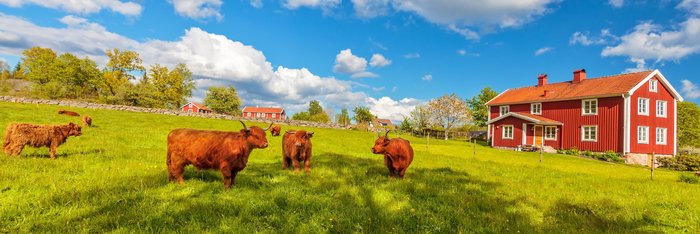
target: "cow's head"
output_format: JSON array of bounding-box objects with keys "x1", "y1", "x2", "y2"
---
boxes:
[
  {"x1": 371, "y1": 131, "x2": 391, "y2": 154},
  {"x1": 239, "y1": 121, "x2": 271, "y2": 148},
  {"x1": 62, "y1": 122, "x2": 82, "y2": 136},
  {"x1": 270, "y1": 124, "x2": 282, "y2": 136},
  {"x1": 285, "y1": 130, "x2": 314, "y2": 147}
]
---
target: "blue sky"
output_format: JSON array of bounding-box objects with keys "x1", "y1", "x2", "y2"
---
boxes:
[{"x1": 1, "y1": 0, "x2": 699, "y2": 121}]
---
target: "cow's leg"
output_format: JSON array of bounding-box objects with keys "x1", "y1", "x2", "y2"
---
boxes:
[
  {"x1": 304, "y1": 158, "x2": 311, "y2": 174},
  {"x1": 49, "y1": 142, "x2": 57, "y2": 159},
  {"x1": 220, "y1": 165, "x2": 233, "y2": 190},
  {"x1": 169, "y1": 159, "x2": 186, "y2": 184},
  {"x1": 231, "y1": 170, "x2": 239, "y2": 186},
  {"x1": 282, "y1": 156, "x2": 289, "y2": 170},
  {"x1": 292, "y1": 157, "x2": 301, "y2": 173},
  {"x1": 384, "y1": 156, "x2": 395, "y2": 179},
  {"x1": 398, "y1": 167, "x2": 407, "y2": 179}
]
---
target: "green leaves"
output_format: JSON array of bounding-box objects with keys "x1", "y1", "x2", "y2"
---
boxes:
[
  {"x1": 467, "y1": 87, "x2": 498, "y2": 127},
  {"x1": 679, "y1": 101, "x2": 700, "y2": 147},
  {"x1": 204, "y1": 86, "x2": 242, "y2": 115}
]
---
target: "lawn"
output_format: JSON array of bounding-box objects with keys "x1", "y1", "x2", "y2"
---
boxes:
[{"x1": 1, "y1": 101, "x2": 699, "y2": 233}]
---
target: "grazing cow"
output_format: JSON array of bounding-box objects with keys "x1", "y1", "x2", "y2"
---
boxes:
[
  {"x1": 3, "y1": 122, "x2": 82, "y2": 159},
  {"x1": 167, "y1": 121, "x2": 272, "y2": 189},
  {"x1": 282, "y1": 130, "x2": 314, "y2": 173},
  {"x1": 270, "y1": 124, "x2": 282, "y2": 136},
  {"x1": 82, "y1": 115, "x2": 92, "y2": 127},
  {"x1": 371, "y1": 131, "x2": 414, "y2": 179},
  {"x1": 57, "y1": 110, "x2": 80, "y2": 116}
]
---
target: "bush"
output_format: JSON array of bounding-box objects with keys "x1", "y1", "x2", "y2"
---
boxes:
[
  {"x1": 583, "y1": 151, "x2": 594, "y2": 157},
  {"x1": 658, "y1": 154, "x2": 700, "y2": 171},
  {"x1": 599, "y1": 150, "x2": 624, "y2": 163},
  {"x1": 564, "y1": 147, "x2": 580, "y2": 156},
  {"x1": 679, "y1": 173, "x2": 699, "y2": 184}
]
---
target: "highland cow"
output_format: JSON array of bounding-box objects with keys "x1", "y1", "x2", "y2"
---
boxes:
[
  {"x1": 57, "y1": 110, "x2": 80, "y2": 116},
  {"x1": 3, "y1": 122, "x2": 82, "y2": 159},
  {"x1": 82, "y1": 115, "x2": 92, "y2": 127},
  {"x1": 270, "y1": 124, "x2": 282, "y2": 136},
  {"x1": 371, "y1": 131, "x2": 414, "y2": 179},
  {"x1": 282, "y1": 130, "x2": 314, "y2": 173}
]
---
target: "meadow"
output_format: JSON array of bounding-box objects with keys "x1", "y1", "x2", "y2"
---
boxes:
[{"x1": 0, "y1": 101, "x2": 699, "y2": 233}]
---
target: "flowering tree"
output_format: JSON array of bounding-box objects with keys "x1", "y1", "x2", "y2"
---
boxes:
[{"x1": 426, "y1": 94, "x2": 471, "y2": 140}]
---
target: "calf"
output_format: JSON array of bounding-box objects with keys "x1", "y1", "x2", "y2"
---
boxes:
[
  {"x1": 371, "y1": 131, "x2": 414, "y2": 179},
  {"x1": 167, "y1": 121, "x2": 272, "y2": 189},
  {"x1": 282, "y1": 130, "x2": 314, "y2": 173},
  {"x1": 270, "y1": 124, "x2": 282, "y2": 136},
  {"x1": 82, "y1": 115, "x2": 92, "y2": 127},
  {"x1": 3, "y1": 122, "x2": 82, "y2": 159},
  {"x1": 58, "y1": 110, "x2": 80, "y2": 116}
]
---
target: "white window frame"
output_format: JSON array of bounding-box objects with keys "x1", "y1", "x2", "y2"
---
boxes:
[
  {"x1": 500, "y1": 105, "x2": 510, "y2": 116},
  {"x1": 581, "y1": 125, "x2": 598, "y2": 142},
  {"x1": 187, "y1": 109, "x2": 193, "y2": 113},
  {"x1": 544, "y1": 126, "x2": 557, "y2": 140},
  {"x1": 531, "y1": 103, "x2": 542, "y2": 115},
  {"x1": 637, "y1": 126, "x2": 649, "y2": 144},
  {"x1": 649, "y1": 80, "x2": 658, "y2": 92},
  {"x1": 638, "y1": 98, "x2": 649, "y2": 116},
  {"x1": 656, "y1": 100, "x2": 667, "y2": 118},
  {"x1": 502, "y1": 125, "x2": 514, "y2": 139},
  {"x1": 247, "y1": 112, "x2": 251, "y2": 117},
  {"x1": 272, "y1": 113, "x2": 276, "y2": 118},
  {"x1": 582, "y1": 99, "x2": 598, "y2": 115},
  {"x1": 656, "y1": 128, "x2": 667, "y2": 145}
]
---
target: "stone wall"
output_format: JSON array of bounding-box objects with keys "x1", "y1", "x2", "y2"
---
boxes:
[{"x1": 0, "y1": 96, "x2": 351, "y2": 130}]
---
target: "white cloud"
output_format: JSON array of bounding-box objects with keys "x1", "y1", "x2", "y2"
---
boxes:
[
  {"x1": 457, "y1": 49, "x2": 466, "y2": 55},
  {"x1": 681, "y1": 79, "x2": 700, "y2": 99},
  {"x1": 169, "y1": 0, "x2": 223, "y2": 20},
  {"x1": 332, "y1": 49, "x2": 377, "y2": 78},
  {"x1": 369, "y1": 53, "x2": 391, "y2": 67},
  {"x1": 623, "y1": 58, "x2": 648, "y2": 73},
  {"x1": 421, "y1": 74, "x2": 432, "y2": 81},
  {"x1": 678, "y1": 0, "x2": 700, "y2": 15},
  {"x1": 569, "y1": 29, "x2": 617, "y2": 46},
  {"x1": 366, "y1": 96, "x2": 423, "y2": 122},
  {"x1": 352, "y1": 0, "x2": 390, "y2": 18},
  {"x1": 0, "y1": 0, "x2": 141, "y2": 16},
  {"x1": 608, "y1": 0, "x2": 624, "y2": 8},
  {"x1": 250, "y1": 0, "x2": 263, "y2": 8},
  {"x1": 371, "y1": 86, "x2": 385, "y2": 92},
  {"x1": 601, "y1": 19, "x2": 700, "y2": 63},
  {"x1": 534, "y1": 47, "x2": 553, "y2": 56},
  {"x1": 283, "y1": 0, "x2": 340, "y2": 10},
  {"x1": 403, "y1": 53, "x2": 420, "y2": 59}
]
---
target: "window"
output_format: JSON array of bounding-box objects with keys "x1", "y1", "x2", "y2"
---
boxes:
[
  {"x1": 500, "y1": 106, "x2": 510, "y2": 116},
  {"x1": 256, "y1": 113, "x2": 261, "y2": 118},
  {"x1": 531, "y1": 103, "x2": 542, "y2": 115},
  {"x1": 582, "y1": 99, "x2": 597, "y2": 115},
  {"x1": 187, "y1": 109, "x2": 193, "y2": 113},
  {"x1": 638, "y1": 98, "x2": 649, "y2": 115},
  {"x1": 545, "y1": 126, "x2": 557, "y2": 140},
  {"x1": 582, "y1": 126, "x2": 597, "y2": 142},
  {"x1": 247, "y1": 112, "x2": 251, "y2": 117},
  {"x1": 502, "y1": 125, "x2": 514, "y2": 139},
  {"x1": 272, "y1": 113, "x2": 276, "y2": 118},
  {"x1": 649, "y1": 80, "x2": 658, "y2": 92},
  {"x1": 656, "y1": 100, "x2": 667, "y2": 118},
  {"x1": 656, "y1": 128, "x2": 667, "y2": 145},
  {"x1": 638, "y1": 126, "x2": 649, "y2": 144}
]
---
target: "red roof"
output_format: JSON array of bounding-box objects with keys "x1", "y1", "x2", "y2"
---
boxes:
[
  {"x1": 487, "y1": 70, "x2": 654, "y2": 105},
  {"x1": 182, "y1": 102, "x2": 211, "y2": 111},
  {"x1": 242, "y1": 106, "x2": 285, "y2": 113}
]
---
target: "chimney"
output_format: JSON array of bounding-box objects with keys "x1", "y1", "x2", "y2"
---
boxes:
[
  {"x1": 537, "y1": 73, "x2": 548, "y2": 87},
  {"x1": 573, "y1": 69, "x2": 586, "y2": 83},
  {"x1": 543, "y1": 90, "x2": 549, "y2": 97}
]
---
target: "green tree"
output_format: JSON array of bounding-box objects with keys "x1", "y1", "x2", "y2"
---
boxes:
[
  {"x1": 147, "y1": 63, "x2": 195, "y2": 109},
  {"x1": 410, "y1": 104, "x2": 430, "y2": 131},
  {"x1": 309, "y1": 111, "x2": 331, "y2": 123},
  {"x1": 21, "y1": 47, "x2": 61, "y2": 85},
  {"x1": 292, "y1": 111, "x2": 311, "y2": 121},
  {"x1": 0, "y1": 60, "x2": 10, "y2": 80},
  {"x1": 427, "y1": 94, "x2": 471, "y2": 140},
  {"x1": 467, "y1": 87, "x2": 499, "y2": 127},
  {"x1": 57, "y1": 53, "x2": 101, "y2": 99},
  {"x1": 103, "y1": 48, "x2": 145, "y2": 95},
  {"x1": 336, "y1": 108, "x2": 350, "y2": 125},
  {"x1": 679, "y1": 101, "x2": 700, "y2": 148},
  {"x1": 353, "y1": 106, "x2": 374, "y2": 124},
  {"x1": 399, "y1": 116, "x2": 412, "y2": 132},
  {"x1": 12, "y1": 62, "x2": 25, "y2": 80},
  {"x1": 203, "y1": 86, "x2": 242, "y2": 115},
  {"x1": 309, "y1": 100, "x2": 324, "y2": 115}
]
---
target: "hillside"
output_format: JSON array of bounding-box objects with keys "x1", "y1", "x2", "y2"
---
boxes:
[{"x1": 0, "y1": 101, "x2": 698, "y2": 233}]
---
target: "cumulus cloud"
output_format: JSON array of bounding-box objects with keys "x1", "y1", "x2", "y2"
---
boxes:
[
  {"x1": 332, "y1": 49, "x2": 378, "y2": 78},
  {"x1": 403, "y1": 53, "x2": 420, "y2": 59},
  {"x1": 250, "y1": 0, "x2": 263, "y2": 8},
  {"x1": 169, "y1": 0, "x2": 223, "y2": 20},
  {"x1": 681, "y1": 79, "x2": 700, "y2": 99},
  {"x1": 608, "y1": 0, "x2": 624, "y2": 8},
  {"x1": 569, "y1": 29, "x2": 618, "y2": 46},
  {"x1": 369, "y1": 54, "x2": 391, "y2": 67},
  {"x1": 601, "y1": 19, "x2": 700, "y2": 63},
  {"x1": 677, "y1": 0, "x2": 700, "y2": 15},
  {"x1": 0, "y1": 0, "x2": 141, "y2": 16},
  {"x1": 534, "y1": 47, "x2": 553, "y2": 56},
  {"x1": 366, "y1": 96, "x2": 423, "y2": 122},
  {"x1": 283, "y1": 0, "x2": 340, "y2": 10},
  {"x1": 421, "y1": 74, "x2": 432, "y2": 81}
]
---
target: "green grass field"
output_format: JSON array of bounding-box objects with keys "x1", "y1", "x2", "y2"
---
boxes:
[{"x1": 1, "y1": 101, "x2": 699, "y2": 233}]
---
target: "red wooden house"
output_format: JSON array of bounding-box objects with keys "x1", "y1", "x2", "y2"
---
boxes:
[
  {"x1": 486, "y1": 69, "x2": 683, "y2": 160},
  {"x1": 242, "y1": 106, "x2": 286, "y2": 120},
  {"x1": 181, "y1": 102, "x2": 212, "y2": 114}
]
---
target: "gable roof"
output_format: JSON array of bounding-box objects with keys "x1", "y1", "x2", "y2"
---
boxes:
[
  {"x1": 373, "y1": 118, "x2": 394, "y2": 126},
  {"x1": 182, "y1": 102, "x2": 210, "y2": 111},
  {"x1": 242, "y1": 106, "x2": 285, "y2": 114},
  {"x1": 487, "y1": 112, "x2": 563, "y2": 125},
  {"x1": 486, "y1": 70, "x2": 683, "y2": 106}
]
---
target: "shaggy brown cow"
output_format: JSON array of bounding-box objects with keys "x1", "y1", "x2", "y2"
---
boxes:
[
  {"x1": 167, "y1": 121, "x2": 272, "y2": 189},
  {"x1": 282, "y1": 130, "x2": 314, "y2": 173},
  {"x1": 3, "y1": 122, "x2": 82, "y2": 159},
  {"x1": 57, "y1": 110, "x2": 80, "y2": 116},
  {"x1": 270, "y1": 124, "x2": 282, "y2": 136},
  {"x1": 371, "y1": 131, "x2": 414, "y2": 179},
  {"x1": 82, "y1": 115, "x2": 92, "y2": 127}
]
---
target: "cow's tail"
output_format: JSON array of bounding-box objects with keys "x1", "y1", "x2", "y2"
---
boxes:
[{"x1": 3, "y1": 124, "x2": 14, "y2": 152}]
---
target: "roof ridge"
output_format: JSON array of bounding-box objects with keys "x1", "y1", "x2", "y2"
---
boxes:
[{"x1": 506, "y1": 70, "x2": 654, "y2": 91}]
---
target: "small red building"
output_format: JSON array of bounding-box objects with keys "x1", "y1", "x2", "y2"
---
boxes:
[
  {"x1": 486, "y1": 69, "x2": 683, "y2": 160},
  {"x1": 181, "y1": 102, "x2": 212, "y2": 114},
  {"x1": 242, "y1": 106, "x2": 286, "y2": 120}
]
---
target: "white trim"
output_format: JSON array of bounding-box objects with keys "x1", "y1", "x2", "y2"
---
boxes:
[
  {"x1": 489, "y1": 94, "x2": 622, "y2": 106},
  {"x1": 649, "y1": 79, "x2": 658, "y2": 92},
  {"x1": 674, "y1": 100, "x2": 678, "y2": 155},
  {"x1": 628, "y1": 70, "x2": 684, "y2": 101},
  {"x1": 533, "y1": 125, "x2": 544, "y2": 146},
  {"x1": 581, "y1": 125, "x2": 598, "y2": 142},
  {"x1": 522, "y1": 123, "x2": 527, "y2": 145},
  {"x1": 637, "y1": 98, "x2": 649, "y2": 116},
  {"x1": 637, "y1": 126, "x2": 649, "y2": 144},
  {"x1": 530, "y1": 103, "x2": 542, "y2": 115},
  {"x1": 624, "y1": 94, "x2": 631, "y2": 153},
  {"x1": 656, "y1": 100, "x2": 667, "y2": 118},
  {"x1": 655, "y1": 127, "x2": 667, "y2": 145},
  {"x1": 581, "y1": 99, "x2": 598, "y2": 115},
  {"x1": 502, "y1": 125, "x2": 514, "y2": 139},
  {"x1": 487, "y1": 111, "x2": 491, "y2": 141},
  {"x1": 499, "y1": 105, "x2": 510, "y2": 116},
  {"x1": 485, "y1": 89, "x2": 511, "y2": 106},
  {"x1": 490, "y1": 124, "x2": 494, "y2": 147},
  {"x1": 486, "y1": 112, "x2": 563, "y2": 125},
  {"x1": 544, "y1": 126, "x2": 557, "y2": 140}
]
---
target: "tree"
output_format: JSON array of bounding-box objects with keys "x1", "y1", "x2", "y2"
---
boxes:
[
  {"x1": 147, "y1": 63, "x2": 194, "y2": 109},
  {"x1": 353, "y1": 106, "x2": 374, "y2": 124},
  {"x1": 336, "y1": 108, "x2": 350, "y2": 125},
  {"x1": 57, "y1": 53, "x2": 101, "y2": 99},
  {"x1": 399, "y1": 116, "x2": 412, "y2": 132},
  {"x1": 21, "y1": 47, "x2": 61, "y2": 84},
  {"x1": 12, "y1": 62, "x2": 25, "y2": 80},
  {"x1": 103, "y1": 48, "x2": 145, "y2": 95},
  {"x1": 292, "y1": 111, "x2": 310, "y2": 121},
  {"x1": 679, "y1": 101, "x2": 700, "y2": 148},
  {"x1": 0, "y1": 60, "x2": 9, "y2": 80},
  {"x1": 410, "y1": 104, "x2": 430, "y2": 131},
  {"x1": 467, "y1": 87, "x2": 499, "y2": 127},
  {"x1": 426, "y1": 94, "x2": 471, "y2": 140},
  {"x1": 309, "y1": 100, "x2": 323, "y2": 115},
  {"x1": 204, "y1": 86, "x2": 242, "y2": 115}
]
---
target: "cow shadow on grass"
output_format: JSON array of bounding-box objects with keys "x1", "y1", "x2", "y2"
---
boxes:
[
  {"x1": 7, "y1": 153, "x2": 663, "y2": 233},
  {"x1": 20, "y1": 148, "x2": 106, "y2": 159}
]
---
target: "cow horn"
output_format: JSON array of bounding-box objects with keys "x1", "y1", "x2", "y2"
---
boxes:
[
  {"x1": 384, "y1": 130, "x2": 390, "y2": 138},
  {"x1": 263, "y1": 123, "x2": 273, "y2": 131},
  {"x1": 239, "y1": 120, "x2": 248, "y2": 131},
  {"x1": 286, "y1": 130, "x2": 296, "y2": 134}
]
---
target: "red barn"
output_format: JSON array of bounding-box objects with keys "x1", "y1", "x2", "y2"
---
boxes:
[
  {"x1": 181, "y1": 102, "x2": 212, "y2": 114},
  {"x1": 486, "y1": 69, "x2": 683, "y2": 163},
  {"x1": 242, "y1": 106, "x2": 286, "y2": 120}
]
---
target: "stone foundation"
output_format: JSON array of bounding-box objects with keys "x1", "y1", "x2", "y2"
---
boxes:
[{"x1": 625, "y1": 153, "x2": 673, "y2": 167}]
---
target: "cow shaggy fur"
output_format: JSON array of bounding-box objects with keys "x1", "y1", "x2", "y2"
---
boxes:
[
  {"x1": 82, "y1": 115, "x2": 92, "y2": 127},
  {"x1": 3, "y1": 122, "x2": 82, "y2": 159},
  {"x1": 371, "y1": 131, "x2": 414, "y2": 179},
  {"x1": 270, "y1": 124, "x2": 282, "y2": 136},
  {"x1": 282, "y1": 130, "x2": 313, "y2": 173},
  {"x1": 58, "y1": 110, "x2": 80, "y2": 116}
]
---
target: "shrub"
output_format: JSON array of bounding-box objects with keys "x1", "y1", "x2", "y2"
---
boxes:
[
  {"x1": 583, "y1": 151, "x2": 594, "y2": 157},
  {"x1": 599, "y1": 150, "x2": 624, "y2": 163},
  {"x1": 658, "y1": 154, "x2": 700, "y2": 171},
  {"x1": 564, "y1": 147, "x2": 580, "y2": 156},
  {"x1": 679, "y1": 173, "x2": 699, "y2": 184}
]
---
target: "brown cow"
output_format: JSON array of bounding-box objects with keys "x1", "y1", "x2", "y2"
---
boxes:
[
  {"x1": 57, "y1": 110, "x2": 80, "y2": 116},
  {"x1": 82, "y1": 115, "x2": 92, "y2": 127},
  {"x1": 270, "y1": 124, "x2": 282, "y2": 136},
  {"x1": 167, "y1": 121, "x2": 272, "y2": 189},
  {"x1": 3, "y1": 122, "x2": 82, "y2": 159},
  {"x1": 371, "y1": 131, "x2": 414, "y2": 179},
  {"x1": 282, "y1": 130, "x2": 314, "y2": 173}
]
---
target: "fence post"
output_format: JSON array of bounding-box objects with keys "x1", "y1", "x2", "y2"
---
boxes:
[
  {"x1": 540, "y1": 146, "x2": 543, "y2": 163},
  {"x1": 473, "y1": 139, "x2": 476, "y2": 158},
  {"x1": 651, "y1": 152, "x2": 655, "y2": 181}
]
